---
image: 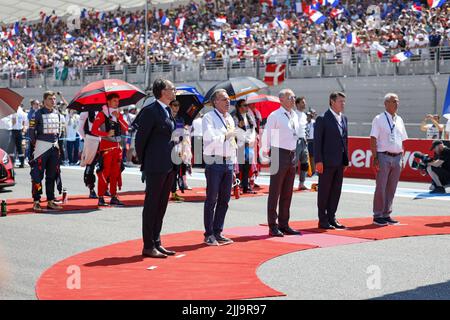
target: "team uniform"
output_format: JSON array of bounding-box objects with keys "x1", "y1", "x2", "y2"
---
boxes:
[
  {"x1": 28, "y1": 107, "x2": 64, "y2": 206},
  {"x1": 91, "y1": 107, "x2": 128, "y2": 203}
]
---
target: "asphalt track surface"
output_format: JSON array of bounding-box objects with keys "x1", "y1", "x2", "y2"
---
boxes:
[{"x1": 0, "y1": 165, "x2": 449, "y2": 300}]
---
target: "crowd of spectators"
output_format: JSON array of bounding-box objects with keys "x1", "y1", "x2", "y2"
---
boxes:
[{"x1": 1, "y1": 0, "x2": 450, "y2": 80}]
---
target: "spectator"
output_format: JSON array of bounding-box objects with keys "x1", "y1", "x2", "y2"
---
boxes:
[{"x1": 420, "y1": 114, "x2": 445, "y2": 140}]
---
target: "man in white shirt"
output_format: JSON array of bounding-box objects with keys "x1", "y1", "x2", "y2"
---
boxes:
[
  {"x1": 261, "y1": 89, "x2": 302, "y2": 237},
  {"x1": 191, "y1": 113, "x2": 204, "y2": 167},
  {"x1": 295, "y1": 96, "x2": 309, "y2": 191},
  {"x1": 370, "y1": 93, "x2": 408, "y2": 226},
  {"x1": 7, "y1": 106, "x2": 27, "y2": 168},
  {"x1": 202, "y1": 89, "x2": 237, "y2": 246}
]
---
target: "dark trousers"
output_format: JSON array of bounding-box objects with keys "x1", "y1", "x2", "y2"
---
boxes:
[
  {"x1": 203, "y1": 163, "x2": 233, "y2": 237},
  {"x1": 142, "y1": 170, "x2": 175, "y2": 249},
  {"x1": 30, "y1": 147, "x2": 60, "y2": 201},
  {"x1": 267, "y1": 148, "x2": 297, "y2": 228},
  {"x1": 317, "y1": 166, "x2": 344, "y2": 224},
  {"x1": 8, "y1": 129, "x2": 24, "y2": 165},
  {"x1": 66, "y1": 139, "x2": 80, "y2": 164},
  {"x1": 84, "y1": 154, "x2": 98, "y2": 190},
  {"x1": 239, "y1": 162, "x2": 251, "y2": 191}
]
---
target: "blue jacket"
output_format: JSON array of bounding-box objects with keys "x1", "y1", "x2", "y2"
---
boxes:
[{"x1": 313, "y1": 109, "x2": 349, "y2": 167}]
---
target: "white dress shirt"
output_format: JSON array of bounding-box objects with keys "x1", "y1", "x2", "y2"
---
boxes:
[
  {"x1": 261, "y1": 106, "x2": 301, "y2": 153},
  {"x1": 192, "y1": 117, "x2": 203, "y2": 137},
  {"x1": 7, "y1": 107, "x2": 27, "y2": 130},
  {"x1": 370, "y1": 111, "x2": 408, "y2": 154},
  {"x1": 329, "y1": 108, "x2": 344, "y2": 135},
  {"x1": 295, "y1": 110, "x2": 307, "y2": 139},
  {"x1": 202, "y1": 109, "x2": 237, "y2": 160}
]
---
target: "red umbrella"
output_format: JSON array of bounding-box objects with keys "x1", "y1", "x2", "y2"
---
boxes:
[
  {"x1": 246, "y1": 94, "x2": 280, "y2": 119},
  {"x1": 0, "y1": 88, "x2": 24, "y2": 120},
  {"x1": 67, "y1": 79, "x2": 146, "y2": 112}
]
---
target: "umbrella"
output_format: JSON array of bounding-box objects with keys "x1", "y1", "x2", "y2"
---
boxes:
[
  {"x1": 246, "y1": 94, "x2": 281, "y2": 119},
  {"x1": 67, "y1": 79, "x2": 146, "y2": 112},
  {"x1": 0, "y1": 88, "x2": 24, "y2": 120},
  {"x1": 204, "y1": 77, "x2": 268, "y2": 103},
  {"x1": 176, "y1": 86, "x2": 204, "y2": 126}
]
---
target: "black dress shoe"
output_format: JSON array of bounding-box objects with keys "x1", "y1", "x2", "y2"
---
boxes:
[
  {"x1": 269, "y1": 227, "x2": 284, "y2": 237},
  {"x1": 142, "y1": 248, "x2": 167, "y2": 259},
  {"x1": 279, "y1": 226, "x2": 302, "y2": 235},
  {"x1": 243, "y1": 189, "x2": 257, "y2": 194},
  {"x1": 329, "y1": 220, "x2": 346, "y2": 229},
  {"x1": 318, "y1": 223, "x2": 335, "y2": 230},
  {"x1": 156, "y1": 246, "x2": 176, "y2": 256}
]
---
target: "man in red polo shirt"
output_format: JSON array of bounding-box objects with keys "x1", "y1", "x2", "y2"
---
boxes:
[{"x1": 91, "y1": 93, "x2": 128, "y2": 206}]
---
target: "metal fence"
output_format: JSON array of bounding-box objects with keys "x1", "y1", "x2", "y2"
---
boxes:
[{"x1": 1, "y1": 46, "x2": 450, "y2": 88}]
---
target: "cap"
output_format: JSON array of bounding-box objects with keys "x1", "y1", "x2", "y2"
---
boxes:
[{"x1": 430, "y1": 140, "x2": 443, "y2": 150}]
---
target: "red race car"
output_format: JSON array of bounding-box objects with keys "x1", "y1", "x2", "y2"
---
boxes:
[{"x1": 0, "y1": 147, "x2": 15, "y2": 189}]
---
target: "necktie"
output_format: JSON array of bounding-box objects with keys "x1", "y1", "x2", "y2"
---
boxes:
[{"x1": 166, "y1": 107, "x2": 175, "y2": 130}]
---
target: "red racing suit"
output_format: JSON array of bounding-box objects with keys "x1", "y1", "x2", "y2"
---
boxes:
[{"x1": 91, "y1": 109, "x2": 128, "y2": 197}]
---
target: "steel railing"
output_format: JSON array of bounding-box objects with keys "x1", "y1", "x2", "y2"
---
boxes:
[{"x1": 1, "y1": 46, "x2": 450, "y2": 88}]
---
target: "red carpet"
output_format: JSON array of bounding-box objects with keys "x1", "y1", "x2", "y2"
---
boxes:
[
  {"x1": 288, "y1": 216, "x2": 450, "y2": 240},
  {"x1": 3, "y1": 186, "x2": 274, "y2": 216},
  {"x1": 36, "y1": 231, "x2": 316, "y2": 300},
  {"x1": 35, "y1": 216, "x2": 450, "y2": 300}
]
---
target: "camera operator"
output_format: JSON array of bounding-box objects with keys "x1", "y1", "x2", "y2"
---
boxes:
[{"x1": 426, "y1": 140, "x2": 450, "y2": 194}]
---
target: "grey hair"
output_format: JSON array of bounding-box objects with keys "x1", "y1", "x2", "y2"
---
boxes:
[
  {"x1": 384, "y1": 93, "x2": 398, "y2": 103},
  {"x1": 211, "y1": 89, "x2": 228, "y2": 106},
  {"x1": 278, "y1": 89, "x2": 294, "y2": 99}
]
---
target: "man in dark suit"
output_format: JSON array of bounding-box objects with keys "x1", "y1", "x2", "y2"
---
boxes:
[
  {"x1": 135, "y1": 79, "x2": 177, "y2": 258},
  {"x1": 314, "y1": 92, "x2": 349, "y2": 230}
]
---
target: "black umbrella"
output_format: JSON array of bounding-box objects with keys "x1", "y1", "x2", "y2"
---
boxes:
[
  {"x1": 204, "y1": 77, "x2": 268, "y2": 103},
  {"x1": 175, "y1": 88, "x2": 204, "y2": 126}
]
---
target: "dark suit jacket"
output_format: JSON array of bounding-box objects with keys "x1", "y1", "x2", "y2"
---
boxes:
[
  {"x1": 313, "y1": 109, "x2": 349, "y2": 167},
  {"x1": 134, "y1": 101, "x2": 175, "y2": 174}
]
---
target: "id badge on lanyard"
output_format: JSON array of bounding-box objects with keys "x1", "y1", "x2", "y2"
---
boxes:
[
  {"x1": 385, "y1": 112, "x2": 396, "y2": 144},
  {"x1": 284, "y1": 112, "x2": 297, "y2": 138}
]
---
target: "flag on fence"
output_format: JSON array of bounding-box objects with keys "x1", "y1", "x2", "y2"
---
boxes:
[
  {"x1": 390, "y1": 50, "x2": 413, "y2": 62},
  {"x1": 264, "y1": 63, "x2": 286, "y2": 86},
  {"x1": 346, "y1": 32, "x2": 359, "y2": 45},
  {"x1": 372, "y1": 42, "x2": 386, "y2": 58}
]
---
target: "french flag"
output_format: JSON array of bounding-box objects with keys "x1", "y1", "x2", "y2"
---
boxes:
[
  {"x1": 309, "y1": 10, "x2": 326, "y2": 24},
  {"x1": 238, "y1": 28, "x2": 251, "y2": 38},
  {"x1": 310, "y1": 0, "x2": 321, "y2": 11},
  {"x1": 324, "y1": 0, "x2": 340, "y2": 7},
  {"x1": 161, "y1": 15, "x2": 170, "y2": 27},
  {"x1": 330, "y1": 7, "x2": 344, "y2": 18},
  {"x1": 273, "y1": 17, "x2": 289, "y2": 30},
  {"x1": 64, "y1": 32, "x2": 75, "y2": 41},
  {"x1": 391, "y1": 51, "x2": 413, "y2": 63},
  {"x1": 372, "y1": 42, "x2": 386, "y2": 58},
  {"x1": 428, "y1": 0, "x2": 446, "y2": 8},
  {"x1": 175, "y1": 17, "x2": 185, "y2": 30},
  {"x1": 209, "y1": 30, "x2": 222, "y2": 42},
  {"x1": 260, "y1": 0, "x2": 278, "y2": 6},
  {"x1": 412, "y1": 3, "x2": 423, "y2": 12},
  {"x1": 24, "y1": 26, "x2": 33, "y2": 39},
  {"x1": 97, "y1": 12, "x2": 106, "y2": 21},
  {"x1": 11, "y1": 22, "x2": 20, "y2": 36},
  {"x1": 346, "y1": 32, "x2": 359, "y2": 45},
  {"x1": 115, "y1": 17, "x2": 123, "y2": 26},
  {"x1": 7, "y1": 39, "x2": 15, "y2": 49}
]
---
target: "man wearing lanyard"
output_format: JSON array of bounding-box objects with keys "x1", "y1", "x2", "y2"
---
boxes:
[
  {"x1": 370, "y1": 93, "x2": 408, "y2": 226},
  {"x1": 202, "y1": 89, "x2": 237, "y2": 246},
  {"x1": 314, "y1": 92, "x2": 349, "y2": 229},
  {"x1": 262, "y1": 89, "x2": 302, "y2": 237}
]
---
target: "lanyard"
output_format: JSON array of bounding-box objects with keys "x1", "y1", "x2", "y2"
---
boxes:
[
  {"x1": 214, "y1": 109, "x2": 229, "y2": 129},
  {"x1": 384, "y1": 112, "x2": 395, "y2": 133},
  {"x1": 284, "y1": 111, "x2": 297, "y2": 135}
]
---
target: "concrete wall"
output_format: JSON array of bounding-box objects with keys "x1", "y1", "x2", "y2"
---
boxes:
[{"x1": 12, "y1": 74, "x2": 449, "y2": 138}]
